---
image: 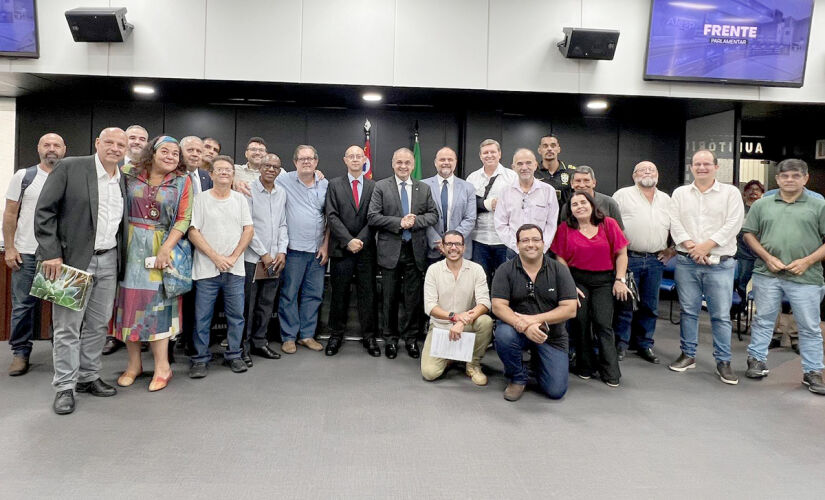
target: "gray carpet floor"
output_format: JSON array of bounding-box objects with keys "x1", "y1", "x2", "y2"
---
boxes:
[{"x1": 1, "y1": 309, "x2": 824, "y2": 499}]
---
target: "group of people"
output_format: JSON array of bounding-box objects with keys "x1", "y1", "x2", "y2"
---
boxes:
[{"x1": 5, "y1": 126, "x2": 825, "y2": 416}]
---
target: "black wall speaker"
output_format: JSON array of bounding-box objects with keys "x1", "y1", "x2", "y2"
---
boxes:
[
  {"x1": 558, "y1": 28, "x2": 619, "y2": 60},
  {"x1": 65, "y1": 7, "x2": 133, "y2": 42}
]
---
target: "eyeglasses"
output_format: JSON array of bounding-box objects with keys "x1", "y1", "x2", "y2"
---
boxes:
[
  {"x1": 247, "y1": 147, "x2": 266, "y2": 153},
  {"x1": 296, "y1": 156, "x2": 317, "y2": 163},
  {"x1": 345, "y1": 154, "x2": 365, "y2": 160},
  {"x1": 262, "y1": 164, "x2": 280, "y2": 170},
  {"x1": 443, "y1": 242, "x2": 464, "y2": 248},
  {"x1": 634, "y1": 167, "x2": 656, "y2": 173},
  {"x1": 213, "y1": 167, "x2": 234, "y2": 174},
  {"x1": 518, "y1": 237, "x2": 543, "y2": 245}
]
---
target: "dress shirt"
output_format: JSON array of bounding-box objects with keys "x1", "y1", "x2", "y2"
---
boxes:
[
  {"x1": 396, "y1": 175, "x2": 413, "y2": 215},
  {"x1": 348, "y1": 172, "x2": 364, "y2": 206},
  {"x1": 188, "y1": 169, "x2": 203, "y2": 194},
  {"x1": 669, "y1": 180, "x2": 744, "y2": 257},
  {"x1": 276, "y1": 170, "x2": 328, "y2": 252},
  {"x1": 244, "y1": 179, "x2": 289, "y2": 264},
  {"x1": 234, "y1": 163, "x2": 261, "y2": 187},
  {"x1": 436, "y1": 174, "x2": 455, "y2": 226},
  {"x1": 423, "y1": 258, "x2": 491, "y2": 330},
  {"x1": 612, "y1": 185, "x2": 671, "y2": 253},
  {"x1": 494, "y1": 178, "x2": 558, "y2": 252},
  {"x1": 466, "y1": 164, "x2": 518, "y2": 245},
  {"x1": 93, "y1": 153, "x2": 123, "y2": 251}
]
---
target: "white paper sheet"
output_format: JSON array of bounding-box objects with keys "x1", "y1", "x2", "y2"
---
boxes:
[{"x1": 429, "y1": 328, "x2": 475, "y2": 362}]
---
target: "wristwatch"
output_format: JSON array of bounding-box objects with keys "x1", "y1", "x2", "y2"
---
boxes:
[
  {"x1": 448, "y1": 312, "x2": 456, "y2": 323},
  {"x1": 615, "y1": 277, "x2": 627, "y2": 283}
]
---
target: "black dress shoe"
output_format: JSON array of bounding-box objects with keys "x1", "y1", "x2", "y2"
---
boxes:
[
  {"x1": 251, "y1": 345, "x2": 281, "y2": 359},
  {"x1": 53, "y1": 390, "x2": 75, "y2": 415},
  {"x1": 325, "y1": 337, "x2": 342, "y2": 356},
  {"x1": 364, "y1": 338, "x2": 381, "y2": 357},
  {"x1": 189, "y1": 362, "x2": 208, "y2": 379},
  {"x1": 637, "y1": 348, "x2": 660, "y2": 364},
  {"x1": 75, "y1": 378, "x2": 117, "y2": 397},
  {"x1": 102, "y1": 337, "x2": 123, "y2": 355},
  {"x1": 385, "y1": 342, "x2": 398, "y2": 359},
  {"x1": 405, "y1": 341, "x2": 420, "y2": 359},
  {"x1": 241, "y1": 352, "x2": 254, "y2": 368}
]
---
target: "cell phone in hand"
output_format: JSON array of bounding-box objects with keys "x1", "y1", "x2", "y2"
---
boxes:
[{"x1": 144, "y1": 257, "x2": 156, "y2": 269}]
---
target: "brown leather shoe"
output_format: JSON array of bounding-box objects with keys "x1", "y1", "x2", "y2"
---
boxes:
[
  {"x1": 503, "y1": 383, "x2": 526, "y2": 402},
  {"x1": 465, "y1": 364, "x2": 488, "y2": 386},
  {"x1": 281, "y1": 341, "x2": 297, "y2": 354},
  {"x1": 8, "y1": 355, "x2": 30, "y2": 376},
  {"x1": 297, "y1": 338, "x2": 323, "y2": 351}
]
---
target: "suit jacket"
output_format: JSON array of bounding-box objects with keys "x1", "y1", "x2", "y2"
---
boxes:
[
  {"x1": 197, "y1": 168, "x2": 213, "y2": 192},
  {"x1": 367, "y1": 176, "x2": 439, "y2": 271},
  {"x1": 35, "y1": 155, "x2": 128, "y2": 279},
  {"x1": 422, "y1": 175, "x2": 477, "y2": 259},
  {"x1": 325, "y1": 175, "x2": 376, "y2": 259}
]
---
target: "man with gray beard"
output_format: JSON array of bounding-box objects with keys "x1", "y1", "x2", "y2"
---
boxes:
[{"x1": 611, "y1": 161, "x2": 674, "y2": 364}]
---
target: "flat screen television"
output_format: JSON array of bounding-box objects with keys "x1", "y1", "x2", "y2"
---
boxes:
[
  {"x1": 0, "y1": 0, "x2": 38, "y2": 58},
  {"x1": 644, "y1": 0, "x2": 814, "y2": 88}
]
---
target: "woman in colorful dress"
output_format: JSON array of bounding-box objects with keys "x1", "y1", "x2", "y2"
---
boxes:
[
  {"x1": 113, "y1": 135, "x2": 193, "y2": 392},
  {"x1": 550, "y1": 191, "x2": 629, "y2": 387}
]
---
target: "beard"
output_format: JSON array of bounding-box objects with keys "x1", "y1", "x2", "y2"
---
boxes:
[{"x1": 637, "y1": 177, "x2": 657, "y2": 188}]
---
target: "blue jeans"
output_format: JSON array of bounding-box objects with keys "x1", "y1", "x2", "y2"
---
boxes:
[
  {"x1": 192, "y1": 273, "x2": 245, "y2": 364},
  {"x1": 278, "y1": 249, "x2": 325, "y2": 342},
  {"x1": 675, "y1": 255, "x2": 736, "y2": 362},
  {"x1": 748, "y1": 274, "x2": 825, "y2": 373},
  {"x1": 615, "y1": 254, "x2": 663, "y2": 350},
  {"x1": 494, "y1": 321, "x2": 569, "y2": 399},
  {"x1": 9, "y1": 253, "x2": 38, "y2": 357},
  {"x1": 471, "y1": 241, "x2": 509, "y2": 286}
]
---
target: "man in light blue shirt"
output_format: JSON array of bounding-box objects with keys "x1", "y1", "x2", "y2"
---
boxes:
[
  {"x1": 276, "y1": 145, "x2": 330, "y2": 354},
  {"x1": 242, "y1": 153, "x2": 288, "y2": 366}
]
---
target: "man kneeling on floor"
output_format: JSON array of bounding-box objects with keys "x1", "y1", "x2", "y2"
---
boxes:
[
  {"x1": 492, "y1": 224, "x2": 577, "y2": 401},
  {"x1": 421, "y1": 230, "x2": 493, "y2": 385}
]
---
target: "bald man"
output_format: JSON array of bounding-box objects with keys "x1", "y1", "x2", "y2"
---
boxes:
[
  {"x1": 4, "y1": 133, "x2": 66, "y2": 376},
  {"x1": 611, "y1": 161, "x2": 674, "y2": 364},
  {"x1": 36, "y1": 127, "x2": 129, "y2": 414}
]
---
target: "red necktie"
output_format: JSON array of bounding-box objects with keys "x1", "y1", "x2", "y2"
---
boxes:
[{"x1": 352, "y1": 179, "x2": 360, "y2": 209}]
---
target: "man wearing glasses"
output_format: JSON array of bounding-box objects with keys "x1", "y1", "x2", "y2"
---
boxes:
[
  {"x1": 234, "y1": 136, "x2": 267, "y2": 187},
  {"x1": 421, "y1": 231, "x2": 493, "y2": 385},
  {"x1": 611, "y1": 161, "x2": 674, "y2": 364},
  {"x1": 324, "y1": 145, "x2": 379, "y2": 357},
  {"x1": 491, "y1": 224, "x2": 577, "y2": 401},
  {"x1": 276, "y1": 145, "x2": 330, "y2": 354},
  {"x1": 494, "y1": 149, "x2": 559, "y2": 256}
]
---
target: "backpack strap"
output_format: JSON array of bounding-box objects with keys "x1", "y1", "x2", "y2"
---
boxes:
[{"x1": 18, "y1": 165, "x2": 38, "y2": 203}]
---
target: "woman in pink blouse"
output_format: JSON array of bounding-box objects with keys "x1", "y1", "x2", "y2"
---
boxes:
[{"x1": 551, "y1": 191, "x2": 630, "y2": 387}]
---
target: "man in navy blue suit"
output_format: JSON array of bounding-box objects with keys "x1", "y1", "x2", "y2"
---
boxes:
[{"x1": 422, "y1": 147, "x2": 476, "y2": 263}]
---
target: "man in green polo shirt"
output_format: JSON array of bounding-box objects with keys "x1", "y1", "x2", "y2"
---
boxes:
[{"x1": 742, "y1": 158, "x2": 825, "y2": 395}]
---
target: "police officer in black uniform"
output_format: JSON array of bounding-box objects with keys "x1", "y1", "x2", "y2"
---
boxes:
[{"x1": 535, "y1": 133, "x2": 575, "y2": 207}]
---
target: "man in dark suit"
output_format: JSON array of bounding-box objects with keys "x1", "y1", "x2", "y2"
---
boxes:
[
  {"x1": 35, "y1": 127, "x2": 129, "y2": 415},
  {"x1": 325, "y1": 145, "x2": 379, "y2": 357},
  {"x1": 368, "y1": 147, "x2": 439, "y2": 359}
]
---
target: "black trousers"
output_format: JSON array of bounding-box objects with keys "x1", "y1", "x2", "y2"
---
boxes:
[
  {"x1": 328, "y1": 248, "x2": 378, "y2": 340},
  {"x1": 569, "y1": 268, "x2": 621, "y2": 382},
  {"x1": 380, "y1": 242, "x2": 422, "y2": 344},
  {"x1": 243, "y1": 261, "x2": 280, "y2": 351}
]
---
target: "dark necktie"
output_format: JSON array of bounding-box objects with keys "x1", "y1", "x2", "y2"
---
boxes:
[
  {"x1": 441, "y1": 179, "x2": 449, "y2": 233},
  {"x1": 352, "y1": 179, "x2": 359, "y2": 209},
  {"x1": 400, "y1": 181, "x2": 411, "y2": 242}
]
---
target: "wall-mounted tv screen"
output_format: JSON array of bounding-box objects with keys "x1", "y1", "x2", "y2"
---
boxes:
[
  {"x1": 644, "y1": 0, "x2": 814, "y2": 87},
  {"x1": 0, "y1": 0, "x2": 38, "y2": 58}
]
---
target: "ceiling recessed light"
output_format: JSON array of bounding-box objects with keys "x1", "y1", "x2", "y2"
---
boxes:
[
  {"x1": 362, "y1": 92, "x2": 382, "y2": 102},
  {"x1": 133, "y1": 84, "x2": 155, "y2": 95},
  {"x1": 586, "y1": 99, "x2": 608, "y2": 110}
]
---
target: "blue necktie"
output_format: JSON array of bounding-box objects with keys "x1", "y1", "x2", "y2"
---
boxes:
[
  {"x1": 400, "y1": 181, "x2": 411, "y2": 242},
  {"x1": 441, "y1": 179, "x2": 449, "y2": 233}
]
